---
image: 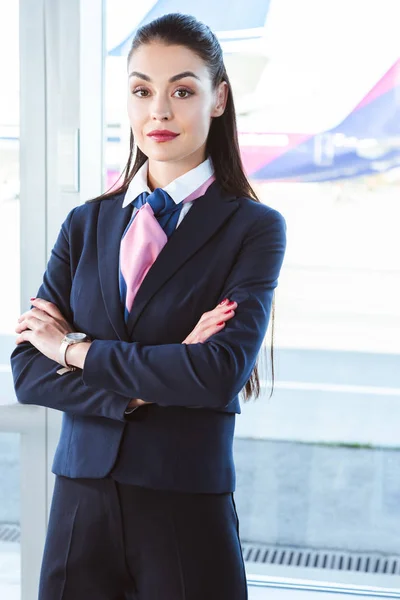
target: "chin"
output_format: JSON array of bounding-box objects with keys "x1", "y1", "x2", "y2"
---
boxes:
[{"x1": 145, "y1": 145, "x2": 189, "y2": 163}]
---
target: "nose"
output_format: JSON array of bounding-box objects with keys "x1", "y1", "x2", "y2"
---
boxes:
[{"x1": 150, "y1": 93, "x2": 172, "y2": 121}]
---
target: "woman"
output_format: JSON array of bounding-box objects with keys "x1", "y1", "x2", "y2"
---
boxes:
[{"x1": 10, "y1": 13, "x2": 286, "y2": 600}]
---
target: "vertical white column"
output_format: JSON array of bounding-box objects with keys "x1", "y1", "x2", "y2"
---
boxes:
[
  {"x1": 19, "y1": 1, "x2": 48, "y2": 598},
  {"x1": 19, "y1": 0, "x2": 47, "y2": 311}
]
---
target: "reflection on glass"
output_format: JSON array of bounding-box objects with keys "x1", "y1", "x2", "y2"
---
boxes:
[{"x1": 0, "y1": 433, "x2": 20, "y2": 600}]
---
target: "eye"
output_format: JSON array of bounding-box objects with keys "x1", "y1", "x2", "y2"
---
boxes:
[
  {"x1": 132, "y1": 87, "x2": 150, "y2": 97},
  {"x1": 173, "y1": 88, "x2": 193, "y2": 99}
]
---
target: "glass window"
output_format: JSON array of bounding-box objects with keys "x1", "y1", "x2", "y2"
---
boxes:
[
  {"x1": 0, "y1": 1, "x2": 21, "y2": 596},
  {"x1": 0, "y1": 433, "x2": 20, "y2": 600},
  {"x1": 0, "y1": 0, "x2": 20, "y2": 379},
  {"x1": 104, "y1": 0, "x2": 400, "y2": 591},
  {"x1": 235, "y1": 0, "x2": 400, "y2": 587}
]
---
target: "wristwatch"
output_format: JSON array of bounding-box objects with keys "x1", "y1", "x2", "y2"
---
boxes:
[{"x1": 57, "y1": 332, "x2": 89, "y2": 375}]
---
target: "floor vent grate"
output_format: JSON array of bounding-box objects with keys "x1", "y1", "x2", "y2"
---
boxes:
[
  {"x1": 241, "y1": 542, "x2": 400, "y2": 575},
  {"x1": 0, "y1": 523, "x2": 20, "y2": 543}
]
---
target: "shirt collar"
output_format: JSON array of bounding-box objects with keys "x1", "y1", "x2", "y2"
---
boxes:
[{"x1": 122, "y1": 156, "x2": 214, "y2": 208}]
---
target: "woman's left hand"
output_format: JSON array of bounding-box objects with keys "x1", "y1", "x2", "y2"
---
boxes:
[{"x1": 15, "y1": 298, "x2": 75, "y2": 363}]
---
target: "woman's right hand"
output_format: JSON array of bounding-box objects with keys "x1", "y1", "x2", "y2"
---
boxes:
[
  {"x1": 127, "y1": 298, "x2": 237, "y2": 409},
  {"x1": 182, "y1": 298, "x2": 237, "y2": 344}
]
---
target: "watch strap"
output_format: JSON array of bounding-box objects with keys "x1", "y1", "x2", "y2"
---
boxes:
[
  {"x1": 59, "y1": 336, "x2": 73, "y2": 369},
  {"x1": 57, "y1": 334, "x2": 87, "y2": 375}
]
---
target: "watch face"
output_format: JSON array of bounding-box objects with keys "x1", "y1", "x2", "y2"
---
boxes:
[{"x1": 66, "y1": 332, "x2": 87, "y2": 342}]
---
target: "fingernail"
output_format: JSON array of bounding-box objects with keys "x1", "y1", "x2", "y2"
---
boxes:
[
  {"x1": 30, "y1": 297, "x2": 36, "y2": 301},
  {"x1": 227, "y1": 301, "x2": 235, "y2": 306},
  {"x1": 217, "y1": 321, "x2": 224, "y2": 326},
  {"x1": 219, "y1": 298, "x2": 228, "y2": 306},
  {"x1": 224, "y1": 309, "x2": 233, "y2": 314}
]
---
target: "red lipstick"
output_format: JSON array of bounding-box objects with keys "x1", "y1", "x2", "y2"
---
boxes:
[{"x1": 147, "y1": 129, "x2": 180, "y2": 143}]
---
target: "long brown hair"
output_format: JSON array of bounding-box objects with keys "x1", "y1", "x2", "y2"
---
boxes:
[{"x1": 92, "y1": 13, "x2": 276, "y2": 401}]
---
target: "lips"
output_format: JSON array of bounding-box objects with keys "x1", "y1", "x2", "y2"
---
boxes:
[{"x1": 147, "y1": 130, "x2": 180, "y2": 142}]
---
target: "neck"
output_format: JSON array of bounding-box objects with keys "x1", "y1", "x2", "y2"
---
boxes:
[{"x1": 147, "y1": 147, "x2": 207, "y2": 190}]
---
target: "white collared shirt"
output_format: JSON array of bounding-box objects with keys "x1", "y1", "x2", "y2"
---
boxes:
[{"x1": 122, "y1": 156, "x2": 214, "y2": 228}]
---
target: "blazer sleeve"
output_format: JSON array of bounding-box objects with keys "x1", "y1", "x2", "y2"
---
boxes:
[
  {"x1": 10, "y1": 208, "x2": 132, "y2": 422},
  {"x1": 82, "y1": 207, "x2": 287, "y2": 409}
]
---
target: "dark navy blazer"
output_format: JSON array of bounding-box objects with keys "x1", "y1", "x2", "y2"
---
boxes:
[{"x1": 10, "y1": 180, "x2": 286, "y2": 493}]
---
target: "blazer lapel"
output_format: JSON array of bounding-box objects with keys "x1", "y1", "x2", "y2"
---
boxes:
[
  {"x1": 126, "y1": 181, "x2": 239, "y2": 338},
  {"x1": 97, "y1": 193, "x2": 132, "y2": 341}
]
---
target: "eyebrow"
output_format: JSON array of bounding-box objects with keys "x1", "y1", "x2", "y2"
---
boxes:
[{"x1": 128, "y1": 70, "x2": 201, "y2": 83}]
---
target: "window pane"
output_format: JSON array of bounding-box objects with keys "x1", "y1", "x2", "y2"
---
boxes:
[
  {"x1": 0, "y1": 433, "x2": 20, "y2": 600},
  {"x1": 235, "y1": 0, "x2": 400, "y2": 587},
  {"x1": 0, "y1": 0, "x2": 21, "y2": 596},
  {"x1": 0, "y1": 0, "x2": 20, "y2": 398},
  {"x1": 104, "y1": 0, "x2": 400, "y2": 590}
]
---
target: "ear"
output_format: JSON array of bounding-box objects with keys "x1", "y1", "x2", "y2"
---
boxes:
[{"x1": 211, "y1": 81, "x2": 229, "y2": 118}]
